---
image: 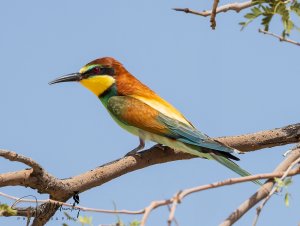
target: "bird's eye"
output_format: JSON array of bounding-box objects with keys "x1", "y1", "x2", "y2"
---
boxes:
[{"x1": 92, "y1": 67, "x2": 101, "y2": 74}]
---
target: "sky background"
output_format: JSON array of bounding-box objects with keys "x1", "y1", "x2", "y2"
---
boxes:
[{"x1": 1, "y1": 1, "x2": 300, "y2": 226}]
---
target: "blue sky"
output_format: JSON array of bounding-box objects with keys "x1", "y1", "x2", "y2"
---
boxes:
[{"x1": 1, "y1": 1, "x2": 300, "y2": 226}]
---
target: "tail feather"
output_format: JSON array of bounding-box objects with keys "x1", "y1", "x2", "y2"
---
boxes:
[{"x1": 210, "y1": 153, "x2": 262, "y2": 185}]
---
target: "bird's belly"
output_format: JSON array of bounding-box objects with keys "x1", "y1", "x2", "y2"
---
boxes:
[
  {"x1": 108, "y1": 114, "x2": 210, "y2": 159},
  {"x1": 139, "y1": 130, "x2": 212, "y2": 159}
]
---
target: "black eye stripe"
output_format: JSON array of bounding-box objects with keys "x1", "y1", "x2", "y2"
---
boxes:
[
  {"x1": 100, "y1": 67, "x2": 115, "y2": 76},
  {"x1": 83, "y1": 66, "x2": 115, "y2": 77}
]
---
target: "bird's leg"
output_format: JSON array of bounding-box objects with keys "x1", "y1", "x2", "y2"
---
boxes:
[{"x1": 125, "y1": 138, "x2": 145, "y2": 156}]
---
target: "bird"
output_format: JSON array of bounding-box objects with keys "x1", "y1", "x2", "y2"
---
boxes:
[{"x1": 49, "y1": 57, "x2": 258, "y2": 182}]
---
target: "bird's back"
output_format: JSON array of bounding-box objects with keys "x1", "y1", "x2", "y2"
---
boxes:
[{"x1": 115, "y1": 70, "x2": 194, "y2": 128}]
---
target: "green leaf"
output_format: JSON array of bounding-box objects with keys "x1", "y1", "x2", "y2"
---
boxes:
[
  {"x1": 291, "y1": 2, "x2": 300, "y2": 16},
  {"x1": 245, "y1": 13, "x2": 256, "y2": 19},
  {"x1": 261, "y1": 14, "x2": 273, "y2": 31},
  {"x1": 130, "y1": 220, "x2": 141, "y2": 226},
  {"x1": 78, "y1": 216, "x2": 93, "y2": 225},
  {"x1": 283, "y1": 177, "x2": 293, "y2": 187},
  {"x1": 240, "y1": 0, "x2": 300, "y2": 36},
  {"x1": 274, "y1": 178, "x2": 284, "y2": 187},
  {"x1": 285, "y1": 20, "x2": 294, "y2": 35},
  {"x1": 284, "y1": 192, "x2": 290, "y2": 207},
  {"x1": 252, "y1": 6, "x2": 262, "y2": 16}
]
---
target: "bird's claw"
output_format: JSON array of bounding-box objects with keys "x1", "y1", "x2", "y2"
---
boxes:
[
  {"x1": 152, "y1": 144, "x2": 166, "y2": 151},
  {"x1": 124, "y1": 150, "x2": 142, "y2": 157}
]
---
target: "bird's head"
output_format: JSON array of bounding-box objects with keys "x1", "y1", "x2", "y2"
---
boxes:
[{"x1": 49, "y1": 57, "x2": 123, "y2": 96}]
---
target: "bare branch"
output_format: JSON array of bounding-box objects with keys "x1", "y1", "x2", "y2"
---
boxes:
[
  {"x1": 210, "y1": 0, "x2": 220, "y2": 29},
  {"x1": 1, "y1": 123, "x2": 300, "y2": 225},
  {"x1": 173, "y1": 1, "x2": 253, "y2": 17},
  {"x1": 167, "y1": 195, "x2": 179, "y2": 226},
  {"x1": 0, "y1": 191, "x2": 144, "y2": 215},
  {"x1": 141, "y1": 160, "x2": 300, "y2": 225},
  {"x1": 252, "y1": 155, "x2": 300, "y2": 226},
  {"x1": 0, "y1": 150, "x2": 43, "y2": 174},
  {"x1": 141, "y1": 200, "x2": 172, "y2": 226},
  {"x1": 0, "y1": 169, "x2": 32, "y2": 187},
  {"x1": 3, "y1": 159, "x2": 300, "y2": 225},
  {"x1": 220, "y1": 147, "x2": 300, "y2": 226},
  {"x1": 259, "y1": 29, "x2": 300, "y2": 46},
  {"x1": 216, "y1": 123, "x2": 300, "y2": 152}
]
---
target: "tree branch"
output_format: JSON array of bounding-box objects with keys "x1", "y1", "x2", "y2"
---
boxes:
[
  {"x1": 220, "y1": 146, "x2": 300, "y2": 226},
  {"x1": 216, "y1": 123, "x2": 300, "y2": 152},
  {"x1": 0, "y1": 150, "x2": 43, "y2": 174},
  {"x1": 2, "y1": 160, "x2": 300, "y2": 225},
  {"x1": 173, "y1": 1, "x2": 253, "y2": 17},
  {"x1": 252, "y1": 154, "x2": 300, "y2": 226},
  {"x1": 259, "y1": 29, "x2": 300, "y2": 46},
  {"x1": 210, "y1": 0, "x2": 220, "y2": 29},
  {"x1": 140, "y1": 160, "x2": 300, "y2": 226},
  {"x1": 1, "y1": 122, "x2": 300, "y2": 225}
]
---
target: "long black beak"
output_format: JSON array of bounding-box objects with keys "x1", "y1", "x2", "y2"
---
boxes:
[{"x1": 49, "y1": 73, "x2": 81, "y2": 85}]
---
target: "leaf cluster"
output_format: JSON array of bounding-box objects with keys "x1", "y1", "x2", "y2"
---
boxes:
[{"x1": 240, "y1": 0, "x2": 300, "y2": 37}]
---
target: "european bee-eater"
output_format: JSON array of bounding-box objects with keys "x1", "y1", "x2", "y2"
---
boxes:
[{"x1": 49, "y1": 57, "x2": 256, "y2": 180}]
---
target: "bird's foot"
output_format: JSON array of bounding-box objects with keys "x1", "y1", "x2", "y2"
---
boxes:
[
  {"x1": 152, "y1": 143, "x2": 167, "y2": 151},
  {"x1": 124, "y1": 149, "x2": 142, "y2": 157},
  {"x1": 124, "y1": 138, "x2": 145, "y2": 157}
]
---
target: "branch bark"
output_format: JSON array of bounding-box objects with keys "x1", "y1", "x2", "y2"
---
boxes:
[
  {"x1": 210, "y1": 0, "x2": 220, "y2": 29},
  {"x1": 259, "y1": 29, "x2": 300, "y2": 46},
  {"x1": 173, "y1": 1, "x2": 253, "y2": 17},
  {"x1": 1, "y1": 123, "x2": 300, "y2": 225},
  {"x1": 220, "y1": 146, "x2": 300, "y2": 226},
  {"x1": 3, "y1": 166, "x2": 300, "y2": 225}
]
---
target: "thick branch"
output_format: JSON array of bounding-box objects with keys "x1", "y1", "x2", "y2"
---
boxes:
[
  {"x1": 0, "y1": 169, "x2": 32, "y2": 186},
  {"x1": 173, "y1": 1, "x2": 253, "y2": 17},
  {"x1": 216, "y1": 123, "x2": 300, "y2": 152},
  {"x1": 1, "y1": 123, "x2": 300, "y2": 197},
  {"x1": 1, "y1": 123, "x2": 300, "y2": 225},
  {"x1": 3, "y1": 166, "x2": 300, "y2": 225}
]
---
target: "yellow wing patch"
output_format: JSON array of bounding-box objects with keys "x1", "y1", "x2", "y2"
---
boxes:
[{"x1": 130, "y1": 95, "x2": 193, "y2": 127}]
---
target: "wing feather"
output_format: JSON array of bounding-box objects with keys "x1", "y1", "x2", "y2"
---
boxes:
[{"x1": 107, "y1": 96, "x2": 236, "y2": 155}]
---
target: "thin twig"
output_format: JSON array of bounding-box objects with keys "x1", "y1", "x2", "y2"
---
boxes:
[
  {"x1": 167, "y1": 205, "x2": 179, "y2": 226},
  {"x1": 252, "y1": 156, "x2": 300, "y2": 226},
  {"x1": 140, "y1": 165, "x2": 300, "y2": 226},
  {"x1": 173, "y1": 1, "x2": 253, "y2": 17},
  {"x1": 210, "y1": 0, "x2": 220, "y2": 29},
  {"x1": 259, "y1": 29, "x2": 300, "y2": 46},
  {"x1": 1, "y1": 123, "x2": 300, "y2": 225},
  {"x1": 140, "y1": 200, "x2": 172, "y2": 226},
  {"x1": 2, "y1": 161, "x2": 300, "y2": 225},
  {"x1": 220, "y1": 147, "x2": 300, "y2": 226},
  {"x1": 167, "y1": 193, "x2": 180, "y2": 226},
  {"x1": 0, "y1": 192, "x2": 144, "y2": 215}
]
